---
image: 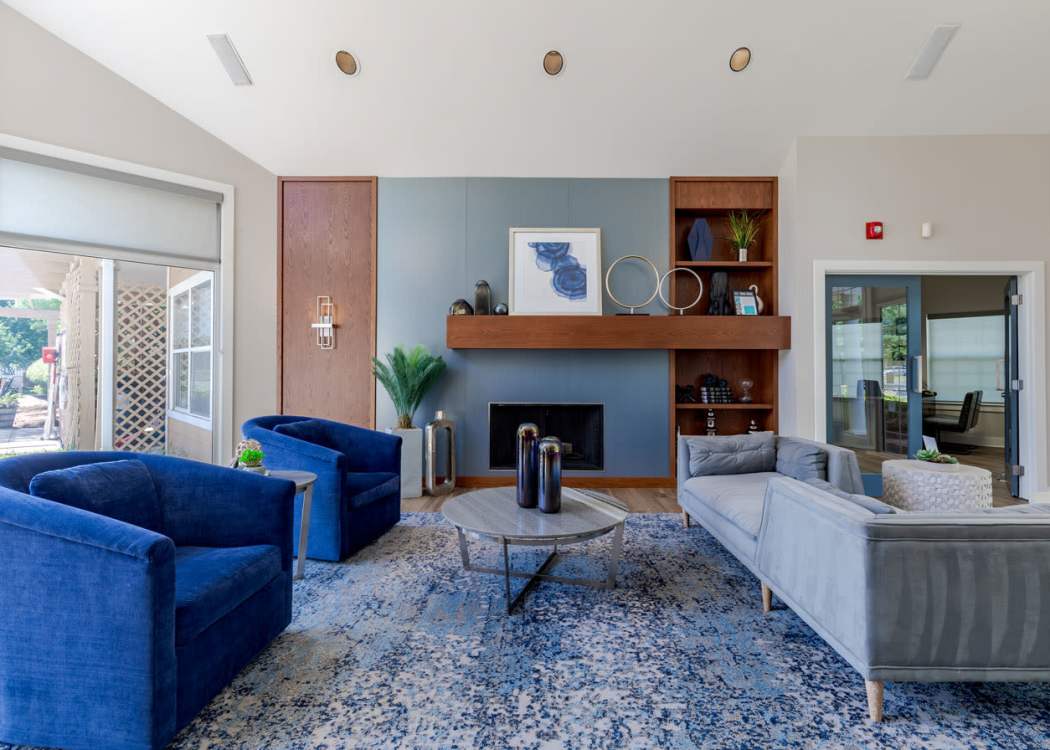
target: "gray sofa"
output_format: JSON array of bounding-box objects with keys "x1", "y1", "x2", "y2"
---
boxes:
[{"x1": 678, "y1": 433, "x2": 1050, "y2": 722}]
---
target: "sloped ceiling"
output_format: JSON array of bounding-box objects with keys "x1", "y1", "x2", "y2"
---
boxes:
[{"x1": 5, "y1": 0, "x2": 1050, "y2": 176}]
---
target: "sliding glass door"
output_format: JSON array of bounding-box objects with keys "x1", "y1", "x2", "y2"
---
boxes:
[{"x1": 826, "y1": 276, "x2": 922, "y2": 495}]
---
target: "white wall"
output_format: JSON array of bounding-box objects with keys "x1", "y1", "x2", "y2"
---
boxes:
[
  {"x1": 0, "y1": 4, "x2": 277, "y2": 455},
  {"x1": 779, "y1": 135, "x2": 1050, "y2": 486}
]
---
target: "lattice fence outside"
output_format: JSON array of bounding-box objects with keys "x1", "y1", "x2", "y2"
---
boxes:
[{"x1": 113, "y1": 284, "x2": 167, "y2": 453}]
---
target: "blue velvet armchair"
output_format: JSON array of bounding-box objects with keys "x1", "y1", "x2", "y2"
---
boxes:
[
  {"x1": 242, "y1": 415, "x2": 402, "y2": 561},
  {"x1": 0, "y1": 451, "x2": 295, "y2": 750}
]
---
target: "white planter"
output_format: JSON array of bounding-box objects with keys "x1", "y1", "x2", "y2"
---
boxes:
[{"x1": 390, "y1": 427, "x2": 423, "y2": 499}]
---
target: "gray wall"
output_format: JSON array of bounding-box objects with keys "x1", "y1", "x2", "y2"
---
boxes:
[{"x1": 377, "y1": 178, "x2": 670, "y2": 477}]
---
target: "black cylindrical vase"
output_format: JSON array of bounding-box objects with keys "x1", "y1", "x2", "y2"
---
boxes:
[
  {"x1": 537, "y1": 437, "x2": 562, "y2": 514},
  {"x1": 474, "y1": 280, "x2": 492, "y2": 315},
  {"x1": 516, "y1": 423, "x2": 539, "y2": 508}
]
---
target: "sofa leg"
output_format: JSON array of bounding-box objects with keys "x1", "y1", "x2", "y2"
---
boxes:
[
  {"x1": 761, "y1": 582, "x2": 772, "y2": 614},
  {"x1": 865, "y1": 680, "x2": 884, "y2": 722},
  {"x1": 681, "y1": 510, "x2": 691, "y2": 528}
]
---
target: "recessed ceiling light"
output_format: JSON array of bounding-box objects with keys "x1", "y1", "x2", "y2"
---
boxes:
[
  {"x1": 729, "y1": 47, "x2": 751, "y2": 72},
  {"x1": 543, "y1": 50, "x2": 564, "y2": 76},
  {"x1": 206, "y1": 34, "x2": 253, "y2": 86},
  {"x1": 335, "y1": 50, "x2": 359, "y2": 76},
  {"x1": 905, "y1": 24, "x2": 960, "y2": 80}
]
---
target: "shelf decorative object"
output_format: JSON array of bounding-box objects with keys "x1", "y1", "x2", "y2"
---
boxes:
[
  {"x1": 748, "y1": 284, "x2": 765, "y2": 314},
  {"x1": 449, "y1": 299, "x2": 474, "y2": 315},
  {"x1": 707, "y1": 272, "x2": 733, "y2": 315},
  {"x1": 733, "y1": 289, "x2": 760, "y2": 316},
  {"x1": 234, "y1": 438, "x2": 266, "y2": 473},
  {"x1": 687, "y1": 218, "x2": 714, "y2": 261},
  {"x1": 705, "y1": 410, "x2": 717, "y2": 436},
  {"x1": 728, "y1": 210, "x2": 761, "y2": 263},
  {"x1": 494, "y1": 303, "x2": 509, "y2": 315},
  {"x1": 604, "y1": 254, "x2": 660, "y2": 315},
  {"x1": 474, "y1": 280, "x2": 492, "y2": 315},
  {"x1": 658, "y1": 267, "x2": 704, "y2": 315},
  {"x1": 739, "y1": 379, "x2": 754, "y2": 403},
  {"x1": 748, "y1": 419, "x2": 760, "y2": 433}
]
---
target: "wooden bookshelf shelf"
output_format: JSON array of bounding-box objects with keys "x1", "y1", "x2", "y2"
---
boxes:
[
  {"x1": 669, "y1": 176, "x2": 784, "y2": 462},
  {"x1": 675, "y1": 403, "x2": 774, "y2": 410},
  {"x1": 446, "y1": 315, "x2": 790, "y2": 350},
  {"x1": 675, "y1": 261, "x2": 773, "y2": 269}
]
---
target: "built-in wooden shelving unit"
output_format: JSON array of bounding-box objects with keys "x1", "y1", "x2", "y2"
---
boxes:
[
  {"x1": 442, "y1": 175, "x2": 788, "y2": 481},
  {"x1": 668, "y1": 176, "x2": 782, "y2": 472}
]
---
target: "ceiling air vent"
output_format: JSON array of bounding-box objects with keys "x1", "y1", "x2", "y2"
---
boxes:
[
  {"x1": 207, "y1": 34, "x2": 253, "y2": 86},
  {"x1": 905, "y1": 24, "x2": 960, "y2": 80}
]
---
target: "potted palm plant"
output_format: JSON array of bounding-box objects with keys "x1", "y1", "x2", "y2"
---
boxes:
[
  {"x1": 373, "y1": 345, "x2": 447, "y2": 498},
  {"x1": 727, "y1": 210, "x2": 761, "y2": 262}
]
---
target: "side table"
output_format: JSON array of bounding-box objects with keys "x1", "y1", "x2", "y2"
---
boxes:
[
  {"x1": 267, "y1": 469, "x2": 318, "y2": 579},
  {"x1": 882, "y1": 459, "x2": 992, "y2": 511}
]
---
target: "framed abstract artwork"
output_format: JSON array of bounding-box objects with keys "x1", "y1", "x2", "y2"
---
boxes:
[{"x1": 508, "y1": 228, "x2": 603, "y2": 315}]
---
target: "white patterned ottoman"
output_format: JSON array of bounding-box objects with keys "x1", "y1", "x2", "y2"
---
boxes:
[{"x1": 882, "y1": 459, "x2": 993, "y2": 511}]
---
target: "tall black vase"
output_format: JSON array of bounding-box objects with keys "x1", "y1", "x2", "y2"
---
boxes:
[
  {"x1": 537, "y1": 437, "x2": 562, "y2": 514},
  {"x1": 516, "y1": 423, "x2": 539, "y2": 508},
  {"x1": 474, "y1": 280, "x2": 492, "y2": 315}
]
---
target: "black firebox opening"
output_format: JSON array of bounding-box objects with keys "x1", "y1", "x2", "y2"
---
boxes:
[{"x1": 489, "y1": 403, "x2": 604, "y2": 471}]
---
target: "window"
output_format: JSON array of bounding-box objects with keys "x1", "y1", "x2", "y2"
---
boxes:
[
  {"x1": 168, "y1": 273, "x2": 212, "y2": 425},
  {"x1": 927, "y1": 313, "x2": 1004, "y2": 403}
]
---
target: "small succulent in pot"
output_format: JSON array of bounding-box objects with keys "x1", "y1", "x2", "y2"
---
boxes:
[
  {"x1": 235, "y1": 438, "x2": 266, "y2": 472},
  {"x1": 915, "y1": 448, "x2": 959, "y2": 465}
]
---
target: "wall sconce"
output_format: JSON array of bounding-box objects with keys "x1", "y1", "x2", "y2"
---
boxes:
[{"x1": 311, "y1": 296, "x2": 335, "y2": 349}]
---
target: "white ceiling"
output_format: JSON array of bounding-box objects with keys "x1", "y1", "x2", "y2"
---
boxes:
[{"x1": 7, "y1": 0, "x2": 1050, "y2": 177}]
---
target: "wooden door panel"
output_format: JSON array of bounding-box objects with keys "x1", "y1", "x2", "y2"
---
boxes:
[{"x1": 279, "y1": 178, "x2": 375, "y2": 426}]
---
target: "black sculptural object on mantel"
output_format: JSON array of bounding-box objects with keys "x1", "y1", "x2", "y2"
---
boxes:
[
  {"x1": 537, "y1": 437, "x2": 563, "y2": 514},
  {"x1": 449, "y1": 299, "x2": 474, "y2": 315},
  {"x1": 474, "y1": 280, "x2": 492, "y2": 315},
  {"x1": 707, "y1": 272, "x2": 733, "y2": 315},
  {"x1": 516, "y1": 423, "x2": 539, "y2": 508}
]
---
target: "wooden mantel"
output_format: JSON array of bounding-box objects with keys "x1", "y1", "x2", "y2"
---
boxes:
[{"x1": 446, "y1": 315, "x2": 790, "y2": 350}]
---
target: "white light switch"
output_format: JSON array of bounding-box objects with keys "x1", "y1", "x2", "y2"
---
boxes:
[{"x1": 921, "y1": 222, "x2": 932, "y2": 239}]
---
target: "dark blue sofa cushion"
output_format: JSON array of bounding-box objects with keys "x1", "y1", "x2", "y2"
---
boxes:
[
  {"x1": 345, "y1": 471, "x2": 399, "y2": 510},
  {"x1": 174, "y1": 545, "x2": 282, "y2": 645},
  {"x1": 273, "y1": 419, "x2": 339, "y2": 451},
  {"x1": 29, "y1": 459, "x2": 163, "y2": 533}
]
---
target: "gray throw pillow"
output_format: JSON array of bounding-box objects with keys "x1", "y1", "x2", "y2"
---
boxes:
[
  {"x1": 804, "y1": 478, "x2": 896, "y2": 515},
  {"x1": 776, "y1": 440, "x2": 828, "y2": 481},
  {"x1": 686, "y1": 432, "x2": 776, "y2": 477}
]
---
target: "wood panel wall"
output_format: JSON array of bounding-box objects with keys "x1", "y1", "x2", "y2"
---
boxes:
[{"x1": 277, "y1": 177, "x2": 377, "y2": 426}]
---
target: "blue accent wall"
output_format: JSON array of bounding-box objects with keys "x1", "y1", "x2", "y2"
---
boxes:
[{"x1": 377, "y1": 178, "x2": 669, "y2": 477}]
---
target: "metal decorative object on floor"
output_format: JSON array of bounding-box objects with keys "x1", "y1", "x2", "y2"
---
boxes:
[
  {"x1": 882, "y1": 459, "x2": 993, "y2": 511},
  {"x1": 516, "y1": 422, "x2": 539, "y2": 508},
  {"x1": 424, "y1": 410, "x2": 456, "y2": 495},
  {"x1": 538, "y1": 436, "x2": 562, "y2": 514}
]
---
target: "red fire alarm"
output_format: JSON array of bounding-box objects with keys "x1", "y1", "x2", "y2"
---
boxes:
[
  {"x1": 865, "y1": 221, "x2": 884, "y2": 240},
  {"x1": 41, "y1": 346, "x2": 58, "y2": 364}
]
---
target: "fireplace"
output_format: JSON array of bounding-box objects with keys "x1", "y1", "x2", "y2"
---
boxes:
[{"x1": 489, "y1": 403, "x2": 604, "y2": 471}]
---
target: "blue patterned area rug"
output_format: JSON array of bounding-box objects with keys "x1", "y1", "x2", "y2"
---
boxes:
[{"x1": 7, "y1": 513, "x2": 1047, "y2": 749}]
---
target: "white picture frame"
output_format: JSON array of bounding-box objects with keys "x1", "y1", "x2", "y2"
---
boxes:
[{"x1": 508, "y1": 227, "x2": 603, "y2": 315}]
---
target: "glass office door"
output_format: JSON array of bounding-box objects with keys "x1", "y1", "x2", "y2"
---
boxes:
[{"x1": 826, "y1": 276, "x2": 922, "y2": 495}]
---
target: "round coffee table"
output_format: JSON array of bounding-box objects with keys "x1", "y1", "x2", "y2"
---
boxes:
[
  {"x1": 442, "y1": 487, "x2": 628, "y2": 613},
  {"x1": 882, "y1": 459, "x2": 993, "y2": 511}
]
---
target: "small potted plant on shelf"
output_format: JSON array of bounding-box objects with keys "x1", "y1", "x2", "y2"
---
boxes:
[
  {"x1": 727, "y1": 210, "x2": 761, "y2": 262},
  {"x1": 373, "y1": 345, "x2": 447, "y2": 499},
  {"x1": 235, "y1": 438, "x2": 266, "y2": 473},
  {"x1": 915, "y1": 448, "x2": 960, "y2": 467}
]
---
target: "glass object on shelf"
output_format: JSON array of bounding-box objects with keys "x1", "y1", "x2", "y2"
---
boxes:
[{"x1": 739, "y1": 379, "x2": 754, "y2": 403}]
